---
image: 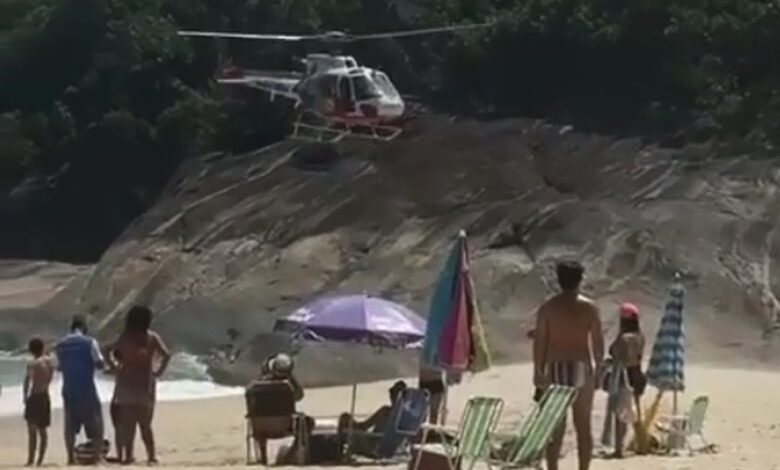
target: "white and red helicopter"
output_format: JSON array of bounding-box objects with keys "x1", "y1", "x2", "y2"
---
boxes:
[{"x1": 178, "y1": 24, "x2": 491, "y2": 142}]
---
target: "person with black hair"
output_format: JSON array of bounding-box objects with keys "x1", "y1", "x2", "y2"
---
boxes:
[
  {"x1": 55, "y1": 315, "x2": 105, "y2": 465},
  {"x1": 337, "y1": 380, "x2": 408, "y2": 456},
  {"x1": 23, "y1": 337, "x2": 54, "y2": 466},
  {"x1": 103, "y1": 306, "x2": 171, "y2": 465},
  {"x1": 533, "y1": 261, "x2": 604, "y2": 470}
]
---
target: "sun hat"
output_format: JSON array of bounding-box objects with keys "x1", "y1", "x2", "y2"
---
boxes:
[{"x1": 269, "y1": 353, "x2": 293, "y2": 374}]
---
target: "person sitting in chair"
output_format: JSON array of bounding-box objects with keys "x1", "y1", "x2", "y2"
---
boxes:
[
  {"x1": 337, "y1": 380, "x2": 408, "y2": 456},
  {"x1": 246, "y1": 353, "x2": 313, "y2": 465}
]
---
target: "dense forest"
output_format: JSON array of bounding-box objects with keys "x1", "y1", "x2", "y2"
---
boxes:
[{"x1": 2, "y1": 0, "x2": 780, "y2": 261}]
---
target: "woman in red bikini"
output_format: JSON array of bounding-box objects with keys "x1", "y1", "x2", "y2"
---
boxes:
[{"x1": 104, "y1": 306, "x2": 171, "y2": 465}]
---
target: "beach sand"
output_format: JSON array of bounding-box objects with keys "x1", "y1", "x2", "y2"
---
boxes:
[{"x1": 0, "y1": 363, "x2": 777, "y2": 470}]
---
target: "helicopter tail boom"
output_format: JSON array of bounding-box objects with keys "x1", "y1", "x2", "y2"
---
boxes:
[{"x1": 217, "y1": 76, "x2": 301, "y2": 104}]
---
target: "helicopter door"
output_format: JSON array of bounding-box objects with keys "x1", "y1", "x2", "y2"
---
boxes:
[{"x1": 337, "y1": 76, "x2": 355, "y2": 113}]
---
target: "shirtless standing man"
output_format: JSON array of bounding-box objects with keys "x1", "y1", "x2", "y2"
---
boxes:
[
  {"x1": 533, "y1": 261, "x2": 604, "y2": 470},
  {"x1": 23, "y1": 337, "x2": 54, "y2": 466}
]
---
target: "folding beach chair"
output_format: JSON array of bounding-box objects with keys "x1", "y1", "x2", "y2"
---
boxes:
[
  {"x1": 656, "y1": 395, "x2": 712, "y2": 455},
  {"x1": 485, "y1": 385, "x2": 577, "y2": 469},
  {"x1": 245, "y1": 379, "x2": 303, "y2": 464},
  {"x1": 411, "y1": 396, "x2": 504, "y2": 470},
  {"x1": 349, "y1": 387, "x2": 430, "y2": 461}
]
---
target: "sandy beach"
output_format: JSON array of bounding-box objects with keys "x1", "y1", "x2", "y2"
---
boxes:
[{"x1": 0, "y1": 363, "x2": 777, "y2": 470}]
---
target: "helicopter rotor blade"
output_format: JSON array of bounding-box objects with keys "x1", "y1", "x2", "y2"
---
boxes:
[
  {"x1": 341, "y1": 22, "x2": 494, "y2": 41},
  {"x1": 178, "y1": 22, "x2": 494, "y2": 44},
  {"x1": 178, "y1": 31, "x2": 314, "y2": 41}
]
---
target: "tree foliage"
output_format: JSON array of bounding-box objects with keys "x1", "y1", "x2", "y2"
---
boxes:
[{"x1": 2, "y1": 0, "x2": 780, "y2": 259}]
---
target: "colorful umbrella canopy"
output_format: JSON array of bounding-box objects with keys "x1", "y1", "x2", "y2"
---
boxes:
[
  {"x1": 422, "y1": 230, "x2": 491, "y2": 373},
  {"x1": 646, "y1": 275, "x2": 686, "y2": 393},
  {"x1": 273, "y1": 294, "x2": 426, "y2": 349}
]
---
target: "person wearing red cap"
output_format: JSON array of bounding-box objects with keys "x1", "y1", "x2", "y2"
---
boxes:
[{"x1": 603, "y1": 302, "x2": 646, "y2": 458}]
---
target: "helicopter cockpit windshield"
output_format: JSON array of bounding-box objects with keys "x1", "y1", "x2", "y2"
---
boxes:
[
  {"x1": 351, "y1": 75, "x2": 382, "y2": 101},
  {"x1": 371, "y1": 71, "x2": 400, "y2": 100}
]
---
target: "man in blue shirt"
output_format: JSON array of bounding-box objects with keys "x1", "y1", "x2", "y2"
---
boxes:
[{"x1": 55, "y1": 315, "x2": 105, "y2": 464}]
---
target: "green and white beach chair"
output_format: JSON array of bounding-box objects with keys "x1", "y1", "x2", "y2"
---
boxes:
[
  {"x1": 411, "y1": 396, "x2": 504, "y2": 470},
  {"x1": 657, "y1": 395, "x2": 712, "y2": 455},
  {"x1": 684, "y1": 396, "x2": 710, "y2": 453},
  {"x1": 485, "y1": 385, "x2": 578, "y2": 469}
]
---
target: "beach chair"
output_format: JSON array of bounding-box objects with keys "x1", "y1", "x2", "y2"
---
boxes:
[
  {"x1": 485, "y1": 385, "x2": 577, "y2": 469},
  {"x1": 245, "y1": 379, "x2": 303, "y2": 464},
  {"x1": 349, "y1": 387, "x2": 430, "y2": 461},
  {"x1": 656, "y1": 395, "x2": 711, "y2": 455},
  {"x1": 684, "y1": 396, "x2": 711, "y2": 453},
  {"x1": 411, "y1": 396, "x2": 504, "y2": 470}
]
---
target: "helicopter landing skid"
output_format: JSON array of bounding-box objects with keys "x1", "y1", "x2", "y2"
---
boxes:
[
  {"x1": 334, "y1": 121, "x2": 402, "y2": 141},
  {"x1": 291, "y1": 121, "x2": 348, "y2": 143},
  {"x1": 291, "y1": 116, "x2": 402, "y2": 143}
]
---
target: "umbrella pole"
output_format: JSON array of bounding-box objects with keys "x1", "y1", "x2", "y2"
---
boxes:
[
  {"x1": 345, "y1": 382, "x2": 357, "y2": 460},
  {"x1": 441, "y1": 381, "x2": 449, "y2": 425}
]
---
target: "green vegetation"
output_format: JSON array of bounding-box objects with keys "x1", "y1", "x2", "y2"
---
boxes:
[{"x1": 1, "y1": 0, "x2": 779, "y2": 259}]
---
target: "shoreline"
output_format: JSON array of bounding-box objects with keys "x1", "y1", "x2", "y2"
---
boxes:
[{"x1": 4, "y1": 358, "x2": 779, "y2": 415}]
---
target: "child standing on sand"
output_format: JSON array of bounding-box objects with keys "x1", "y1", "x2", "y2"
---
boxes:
[{"x1": 23, "y1": 337, "x2": 54, "y2": 466}]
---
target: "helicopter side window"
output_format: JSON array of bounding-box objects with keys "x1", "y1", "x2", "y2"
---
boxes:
[
  {"x1": 327, "y1": 75, "x2": 339, "y2": 98},
  {"x1": 338, "y1": 76, "x2": 354, "y2": 102},
  {"x1": 318, "y1": 75, "x2": 336, "y2": 98}
]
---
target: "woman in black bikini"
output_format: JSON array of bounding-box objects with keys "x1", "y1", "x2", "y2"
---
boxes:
[
  {"x1": 605, "y1": 303, "x2": 646, "y2": 458},
  {"x1": 418, "y1": 363, "x2": 446, "y2": 424}
]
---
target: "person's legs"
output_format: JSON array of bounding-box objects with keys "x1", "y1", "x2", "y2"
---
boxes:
[
  {"x1": 36, "y1": 426, "x2": 48, "y2": 466},
  {"x1": 137, "y1": 404, "x2": 157, "y2": 463},
  {"x1": 257, "y1": 437, "x2": 268, "y2": 465},
  {"x1": 572, "y1": 380, "x2": 595, "y2": 470},
  {"x1": 83, "y1": 399, "x2": 105, "y2": 464},
  {"x1": 545, "y1": 419, "x2": 566, "y2": 470},
  {"x1": 428, "y1": 392, "x2": 443, "y2": 424},
  {"x1": 26, "y1": 425, "x2": 37, "y2": 466},
  {"x1": 120, "y1": 406, "x2": 139, "y2": 464},
  {"x1": 110, "y1": 403, "x2": 124, "y2": 462},
  {"x1": 62, "y1": 403, "x2": 77, "y2": 465},
  {"x1": 613, "y1": 419, "x2": 626, "y2": 458}
]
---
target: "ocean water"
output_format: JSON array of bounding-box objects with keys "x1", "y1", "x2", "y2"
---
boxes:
[{"x1": 0, "y1": 352, "x2": 242, "y2": 417}]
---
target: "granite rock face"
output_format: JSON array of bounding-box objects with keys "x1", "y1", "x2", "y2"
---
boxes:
[{"x1": 2, "y1": 116, "x2": 778, "y2": 384}]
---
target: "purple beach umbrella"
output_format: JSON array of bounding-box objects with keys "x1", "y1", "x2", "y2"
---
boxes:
[
  {"x1": 273, "y1": 294, "x2": 426, "y2": 458},
  {"x1": 273, "y1": 294, "x2": 426, "y2": 349}
]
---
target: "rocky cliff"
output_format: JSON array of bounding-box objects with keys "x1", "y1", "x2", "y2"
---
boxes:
[{"x1": 2, "y1": 115, "x2": 778, "y2": 385}]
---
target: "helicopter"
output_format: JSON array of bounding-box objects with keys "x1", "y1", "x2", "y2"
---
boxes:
[{"x1": 178, "y1": 23, "x2": 492, "y2": 142}]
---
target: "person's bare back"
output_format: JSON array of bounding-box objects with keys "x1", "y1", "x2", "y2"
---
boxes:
[
  {"x1": 539, "y1": 293, "x2": 600, "y2": 364},
  {"x1": 27, "y1": 356, "x2": 54, "y2": 395},
  {"x1": 532, "y1": 262, "x2": 604, "y2": 470}
]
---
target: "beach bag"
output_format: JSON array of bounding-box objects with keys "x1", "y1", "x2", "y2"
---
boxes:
[
  {"x1": 275, "y1": 414, "x2": 310, "y2": 465},
  {"x1": 308, "y1": 434, "x2": 343, "y2": 464},
  {"x1": 74, "y1": 439, "x2": 110, "y2": 464},
  {"x1": 616, "y1": 389, "x2": 637, "y2": 424},
  {"x1": 599, "y1": 357, "x2": 614, "y2": 391}
]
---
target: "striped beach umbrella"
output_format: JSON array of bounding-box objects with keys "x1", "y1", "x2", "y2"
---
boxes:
[
  {"x1": 422, "y1": 230, "x2": 491, "y2": 374},
  {"x1": 645, "y1": 274, "x2": 686, "y2": 411}
]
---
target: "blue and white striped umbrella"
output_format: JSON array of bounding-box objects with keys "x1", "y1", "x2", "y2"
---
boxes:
[{"x1": 646, "y1": 277, "x2": 685, "y2": 392}]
